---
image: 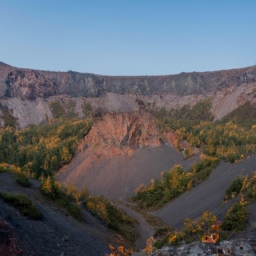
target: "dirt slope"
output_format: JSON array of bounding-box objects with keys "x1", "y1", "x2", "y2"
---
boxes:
[
  {"x1": 57, "y1": 144, "x2": 198, "y2": 200},
  {"x1": 0, "y1": 172, "x2": 120, "y2": 256},
  {"x1": 152, "y1": 154, "x2": 256, "y2": 228}
]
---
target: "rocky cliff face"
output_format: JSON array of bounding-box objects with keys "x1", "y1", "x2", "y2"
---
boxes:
[
  {"x1": 1, "y1": 63, "x2": 256, "y2": 99},
  {"x1": 77, "y1": 110, "x2": 161, "y2": 161},
  {"x1": 0, "y1": 61, "x2": 256, "y2": 128}
]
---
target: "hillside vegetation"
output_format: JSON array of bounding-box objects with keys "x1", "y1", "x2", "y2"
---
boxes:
[
  {"x1": 0, "y1": 118, "x2": 92, "y2": 178},
  {"x1": 131, "y1": 100, "x2": 256, "y2": 210},
  {"x1": 156, "y1": 100, "x2": 256, "y2": 161},
  {"x1": 131, "y1": 158, "x2": 218, "y2": 210}
]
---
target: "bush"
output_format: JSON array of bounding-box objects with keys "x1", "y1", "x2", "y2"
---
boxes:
[
  {"x1": 226, "y1": 153, "x2": 237, "y2": 163},
  {"x1": 15, "y1": 172, "x2": 30, "y2": 187},
  {"x1": 40, "y1": 177, "x2": 86, "y2": 222},
  {"x1": 225, "y1": 176, "x2": 244, "y2": 199},
  {"x1": 84, "y1": 195, "x2": 137, "y2": 242},
  {"x1": 0, "y1": 192, "x2": 41, "y2": 220},
  {"x1": 49, "y1": 100, "x2": 66, "y2": 118},
  {"x1": 222, "y1": 203, "x2": 249, "y2": 231}
]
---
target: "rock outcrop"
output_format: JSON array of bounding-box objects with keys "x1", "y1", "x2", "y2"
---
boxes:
[
  {"x1": 150, "y1": 239, "x2": 256, "y2": 256},
  {"x1": 77, "y1": 111, "x2": 161, "y2": 158}
]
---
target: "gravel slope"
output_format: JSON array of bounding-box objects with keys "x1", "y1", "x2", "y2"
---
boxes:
[
  {"x1": 152, "y1": 154, "x2": 256, "y2": 228},
  {"x1": 57, "y1": 144, "x2": 199, "y2": 200},
  {"x1": 0, "y1": 172, "x2": 119, "y2": 256}
]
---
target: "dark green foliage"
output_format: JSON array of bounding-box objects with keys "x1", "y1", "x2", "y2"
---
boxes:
[
  {"x1": 40, "y1": 177, "x2": 86, "y2": 222},
  {"x1": 82, "y1": 101, "x2": 93, "y2": 118},
  {"x1": 155, "y1": 99, "x2": 214, "y2": 122},
  {"x1": 154, "y1": 226, "x2": 174, "y2": 238},
  {"x1": 40, "y1": 177, "x2": 63, "y2": 200},
  {"x1": 225, "y1": 176, "x2": 244, "y2": 199},
  {"x1": 0, "y1": 103, "x2": 17, "y2": 128},
  {"x1": 64, "y1": 183, "x2": 89, "y2": 202},
  {"x1": 222, "y1": 102, "x2": 256, "y2": 125},
  {"x1": 49, "y1": 100, "x2": 66, "y2": 118},
  {"x1": 226, "y1": 153, "x2": 237, "y2": 163},
  {"x1": 192, "y1": 159, "x2": 219, "y2": 184},
  {"x1": 93, "y1": 107, "x2": 106, "y2": 118},
  {"x1": 64, "y1": 99, "x2": 76, "y2": 117},
  {"x1": 154, "y1": 235, "x2": 169, "y2": 249},
  {"x1": 0, "y1": 192, "x2": 41, "y2": 220},
  {"x1": 173, "y1": 99, "x2": 214, "y2": 121},
  {"x1": 82, "y1": 101, "x2": 106, "y2": 119},
  {"x1": 15, "y1": 172, "x2": 30, "y2": 187},
  {"x1": 222, "y1": 203, "x2": 249, "y2": 231}
]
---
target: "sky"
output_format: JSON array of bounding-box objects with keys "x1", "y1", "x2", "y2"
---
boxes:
[{"x1": 0, "y1": 1, "x2": 256, "y2": 75}]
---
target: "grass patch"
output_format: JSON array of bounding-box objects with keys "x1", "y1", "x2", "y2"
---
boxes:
[{"x1": 0, "y1": 192, "x2": 41, "y2": 220}]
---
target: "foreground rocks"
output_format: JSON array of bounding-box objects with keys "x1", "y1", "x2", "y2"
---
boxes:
[{"x1": 150, "y1": 239, "x2": 256, "y2": 256}]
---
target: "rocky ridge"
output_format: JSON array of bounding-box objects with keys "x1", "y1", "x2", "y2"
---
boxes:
[{"x1": 0, "y1": 62, "x2": 256, "y2": 127}]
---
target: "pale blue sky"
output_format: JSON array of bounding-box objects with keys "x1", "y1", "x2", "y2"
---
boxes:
[{"x1": 0, "y1": 1, "x2": 255, "y2": 75}]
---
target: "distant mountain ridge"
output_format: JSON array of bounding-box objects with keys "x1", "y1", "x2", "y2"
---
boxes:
[
  {"x1": 0, "y1": 61, "x2": 256, "y2": 128},
  {"x1": 0, "y1": 61, "x2": 255, "y2": 99}
]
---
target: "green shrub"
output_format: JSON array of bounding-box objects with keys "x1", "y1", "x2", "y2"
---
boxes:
[
  {"x1": 222, "y1": 203, "x2": 249, "y2": 231},
  {"x1": 84, "y1": 195, "x2": 137, "y2": 242},
  {"x1": 65, "y1": 204, "x2": 85, "y2": 222},
  {"x1": 15, "y1": 172, "x2": 30, "y2": 187},
  {"x1": 49, "y1": 100, "x2": 66, "y2": 118},
  {"x1": 40, "y1": 177, "x2": 86, "y2": 222},
  {"x1": 154, "y1": 235, "x2": 169, "y2": 249},
  {"x1": 225, "y1": 176, "x2": 244, "y2": 199},
  {"x1": 226, "y1": 153, "x2": 237, "y2": 163},
  {"x1": 0, "y1": 192, "x2": 41, "y2": 220},
  {"x1": 40, "y1": 176, "x2": 63, "y2": 200}
]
